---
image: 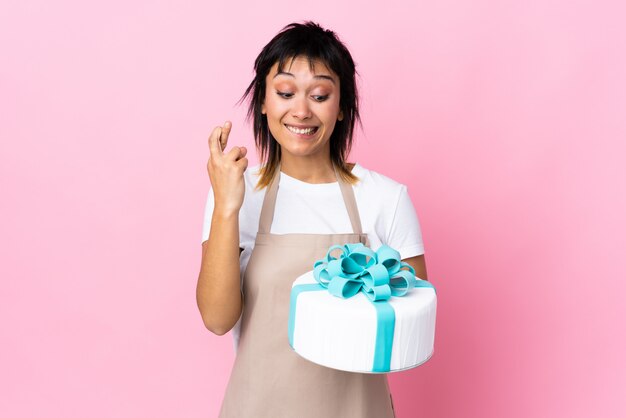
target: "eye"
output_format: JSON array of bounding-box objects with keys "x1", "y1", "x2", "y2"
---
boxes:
[
  {"x1": 312, "y1": 95, "x2": 329, "y2": 102},
  {"x1": 276, "y1": 91, "x2": 294, "y2": 98}
]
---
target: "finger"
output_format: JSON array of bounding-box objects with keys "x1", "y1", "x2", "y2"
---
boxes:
[
  {"x1": 224, "y1": 146, "x2": 240, "y2": 160},
  {"x1": 208, "y1": 126, "x2": 223, "y2": 156},
  {"x1": 235, "y1": 157, "x2": 249, "y2": 170},
  {"x1": 219, "y1": 121, "x2": 232, "y2": 151},
  {"x1": 225, "y1": 145, "x2": 246, "y2": 160}
]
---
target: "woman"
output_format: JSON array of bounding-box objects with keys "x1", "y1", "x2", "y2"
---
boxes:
[{"x1": 197, "y1": 21, "x2": 428, "y2": 418}]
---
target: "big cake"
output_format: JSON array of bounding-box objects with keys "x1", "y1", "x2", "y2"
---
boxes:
[{"x1": 288, "y1": 243, "x2": 437, "y2": 373}]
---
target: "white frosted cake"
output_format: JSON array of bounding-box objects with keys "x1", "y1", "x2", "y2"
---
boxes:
[{"x1": 287, "y1": 243, "x2": 437, "y2": 374}]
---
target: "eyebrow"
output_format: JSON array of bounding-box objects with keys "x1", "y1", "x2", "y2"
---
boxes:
[{"x1": 273, "y1": 71, "x2": 336, "y2": 85}]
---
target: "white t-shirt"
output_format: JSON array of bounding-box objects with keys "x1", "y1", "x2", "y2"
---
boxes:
[{"x1": 201, "y1": 162, "x2": 425, "y2": 349}]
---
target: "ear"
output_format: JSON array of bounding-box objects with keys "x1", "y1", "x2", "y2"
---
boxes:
[
  {"x1": 261, "y1": 102, "x2": 266, "y2": 114},
  {"x1": 338, "y1": 110, "x2": 344, "y2": 121}
]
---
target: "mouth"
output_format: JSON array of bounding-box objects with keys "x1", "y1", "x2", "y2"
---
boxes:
[{"x1": 284, "y1": 124, "x2": 319, "y2": 137}]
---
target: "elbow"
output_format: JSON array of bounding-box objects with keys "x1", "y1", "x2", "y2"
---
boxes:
[
  {"x1": 196, "y1": 288, "x2": 243, "y2": 336},
  {"x1": 201, "y1": 310, "x2": 242, "y2": 336},
  {"x1": 202, "y1": 317, "x2": 233, "y2": 336},
  {"x1": 208, "y1": 325, "x2": 230, "y2": 336}
]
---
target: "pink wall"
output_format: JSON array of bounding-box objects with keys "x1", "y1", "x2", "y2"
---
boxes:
[{"x1": 2, "y1": 1, "x2": 625, "y2": 417}]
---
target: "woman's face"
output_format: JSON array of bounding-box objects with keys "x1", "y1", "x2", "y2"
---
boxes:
[{"x1": 262, "y1": 55, "x2": 343, "y2": 161}]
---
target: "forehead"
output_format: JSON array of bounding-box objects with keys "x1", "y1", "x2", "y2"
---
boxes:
[{"x1": 269, "y1": 55, "x2": 337, "y2": 81}]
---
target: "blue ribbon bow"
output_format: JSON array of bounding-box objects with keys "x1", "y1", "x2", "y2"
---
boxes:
[
  {"x1": 313, "y1": 243, "x2": 422, "y2": 301},
  {"x1": 288, "y1": 242, "x2": 436, "y2": 373}
]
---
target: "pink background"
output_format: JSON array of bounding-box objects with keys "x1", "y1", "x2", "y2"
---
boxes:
[{"x1": 2, "y1": 1, "x2": 625, "y2": 417}]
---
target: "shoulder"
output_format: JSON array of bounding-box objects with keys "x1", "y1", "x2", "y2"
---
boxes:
[{"x1": 352, "y1": 163, "x2": 407, "y2": 197}]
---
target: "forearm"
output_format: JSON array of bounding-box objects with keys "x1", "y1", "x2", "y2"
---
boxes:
[
  {"x1": 196, "y1": 209, "x2": 243, "y2": 335},
  {"x1": 402, "y1": 255, "x2": 428, "y2": 281}
]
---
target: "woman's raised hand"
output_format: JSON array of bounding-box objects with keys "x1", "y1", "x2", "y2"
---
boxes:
[{"x1": 207, "y1": 121, "x2": 248, "y2": 216}]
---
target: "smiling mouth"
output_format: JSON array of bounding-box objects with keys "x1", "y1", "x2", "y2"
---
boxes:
[{"x1": 285, "y1": 124, "x2": 319, "y2": 135}]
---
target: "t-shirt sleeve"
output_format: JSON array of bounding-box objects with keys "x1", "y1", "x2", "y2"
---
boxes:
[
  {"x1": 201, "y1": 188, "x2": 215, "y2": 243},
  {"x1": 385, "y1": 185, "x2": 425, "y2": 259}
]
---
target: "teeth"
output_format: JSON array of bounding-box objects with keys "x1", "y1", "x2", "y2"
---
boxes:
[{"x1": 286, "y1": 125, "x2": 316, "y2": 135}]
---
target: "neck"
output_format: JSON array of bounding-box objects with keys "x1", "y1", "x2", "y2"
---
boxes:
[{"x1": 279, "y1": 152, "x2": 338, "y2": 184}]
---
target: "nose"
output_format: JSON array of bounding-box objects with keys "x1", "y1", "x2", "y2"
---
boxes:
[{"x1": 291, "y1": 95, "x2": 312, "y2": 119}]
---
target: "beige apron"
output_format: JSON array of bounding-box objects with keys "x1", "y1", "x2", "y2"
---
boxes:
[{"x1": 218, "y1": 163, "x2": 396, "y2": 418}]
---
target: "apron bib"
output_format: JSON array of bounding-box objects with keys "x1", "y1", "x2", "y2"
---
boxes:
[{"x1": 219, "y1": 163, "x2": 396, "y2": 418}]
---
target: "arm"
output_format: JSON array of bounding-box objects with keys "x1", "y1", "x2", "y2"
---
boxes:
[
  {"x1": 196, "y1": 213, "x2": 244, "y2": 335},
  {"x1": 402, "y1": 254, "x2": 428, "y2": 281},
  {"x1": 388, "y1": 185, "x2": 427, "y2": 280},
  {"x1": 196, "y1": 121, "x2": 248, "y2": 336}
]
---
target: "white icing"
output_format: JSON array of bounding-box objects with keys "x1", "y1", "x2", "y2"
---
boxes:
[{"x1": 290, "y1": 270, "x2": 437, "y2": 373}]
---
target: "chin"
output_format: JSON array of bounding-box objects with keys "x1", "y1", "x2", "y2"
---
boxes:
[
  {"x1": 281, "y1": 147, "x2": 317, "y2": 158},
  {"x1": 281, "y1": 141, "x2": 327, "y2": 157}
]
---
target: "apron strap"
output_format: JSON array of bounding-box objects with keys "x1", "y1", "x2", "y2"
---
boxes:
[
  {"x1": 258, "y1": 161, "x2": 363, "y2": 235},
  {"x1": 335, "y1": 164, "x2": 364, "y2": 235},
  {"x1": 258, "y1": 165, "x2": 280, "y2": 234}
]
